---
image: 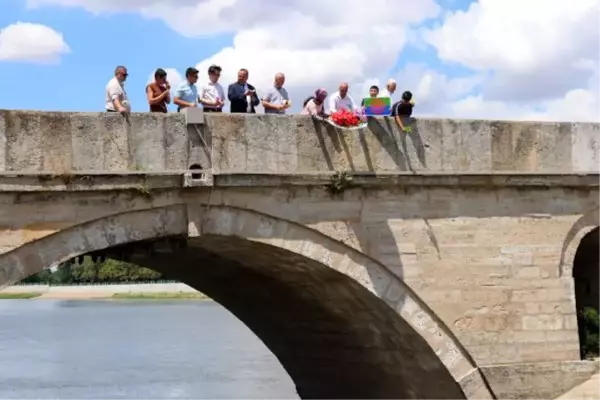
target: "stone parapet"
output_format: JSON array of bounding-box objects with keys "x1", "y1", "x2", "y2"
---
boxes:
[{"x1": 0, "y1": 110, "x2": 597, "y2": 174}]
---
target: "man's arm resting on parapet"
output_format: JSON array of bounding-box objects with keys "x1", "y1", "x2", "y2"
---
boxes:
[{"x1": 111, "y1": 96, "x2": 126, "y2": 113}]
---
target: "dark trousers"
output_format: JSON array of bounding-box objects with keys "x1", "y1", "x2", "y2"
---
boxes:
[{"x1": 178, "y1": 107, "x2": 222, "y2": 113}]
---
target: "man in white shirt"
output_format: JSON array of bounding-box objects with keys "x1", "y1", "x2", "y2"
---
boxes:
[
  {"x1": 381, "y1": 79, "x2": 397, "y2": 103},
  {"x1": 328, "y1": 82, "x2": 357, "y2": 113},
  {"x1": 199, "y1": 64, "x2": 225, "y2": 113},
  {"x1": 105, "y1": 65, "x2": 130, "y2": 113}
]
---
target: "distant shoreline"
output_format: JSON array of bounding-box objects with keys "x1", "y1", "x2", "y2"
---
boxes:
[{"x1": 0, "y1": 283, "x2": 211, "y2": 300}]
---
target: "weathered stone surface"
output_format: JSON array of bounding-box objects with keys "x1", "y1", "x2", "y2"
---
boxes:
[
  {"x1": 0, "y1": 204, "x2": 472, "y2": 399},
  {"x1": 556, "y1": 371, "x2": 599, "y2": 400},
  {"x1": 482, "y1": 359, "x2": 599, "y2": 399},
  {"x1": 0, "y1": 111, "x2": 598, "y2": 399},
  {"x1": 0, "y1": 110, "x2": 598, "y2": 173}
]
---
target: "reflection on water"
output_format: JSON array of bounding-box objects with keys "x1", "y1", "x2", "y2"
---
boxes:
[{"x1": 0, "y1": 300, "x2": 297, "y2": 399}]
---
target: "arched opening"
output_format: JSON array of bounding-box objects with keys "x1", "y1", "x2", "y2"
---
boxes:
[
  {"x1": 572, "y1": 227, "x2": 599, "y2": 359},
  {"x1": 0, "y1": 205, "x2": 492, "y2": 399}
]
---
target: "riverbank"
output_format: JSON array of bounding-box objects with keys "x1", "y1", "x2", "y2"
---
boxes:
[{"x1": 0, "y1": 283, "x2": 210, "y2": 300}]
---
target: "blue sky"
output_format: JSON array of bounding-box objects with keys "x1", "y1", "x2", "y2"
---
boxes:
[
  {"x1": 0, "y1": 1, "x2": 230, "y2": 111},
  {"x1": 0, "y1": 0, "x2": 597, "y2": 121},
  {"x1": 0, "y1": 0, "x2": 476, "y2": 113}
]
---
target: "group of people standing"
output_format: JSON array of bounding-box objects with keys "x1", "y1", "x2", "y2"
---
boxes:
[{"x1": 105, "y1": 64, "x2": 414, "y2": 131}]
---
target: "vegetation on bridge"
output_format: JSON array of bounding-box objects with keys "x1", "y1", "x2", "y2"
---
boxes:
[
  {"x1": 21, "y1": 257, "x2": 165, "y2": 285},
  {"x1": 578, "y1": 307, "x2": 599, "y2": 359}
]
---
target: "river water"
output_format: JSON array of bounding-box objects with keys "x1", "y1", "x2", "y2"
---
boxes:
[{"x1": 0, "y1": 300, "x2": 298, "y2": 399}]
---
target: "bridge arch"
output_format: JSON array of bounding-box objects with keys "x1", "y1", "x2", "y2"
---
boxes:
[
  {"x1": 0, "y1": 204, "x2": 493, "y2": 399},
  {"x1": 559, "y1": 205, "x2": 599, "y2": 277}
]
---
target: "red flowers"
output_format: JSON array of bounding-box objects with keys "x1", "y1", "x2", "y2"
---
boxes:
[{"x1": 330, "y1": 109, "x2": 363, "y2": 128}]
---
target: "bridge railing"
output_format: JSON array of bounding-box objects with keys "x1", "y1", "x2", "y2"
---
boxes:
[{"x1": 0, "y1": 109, "x2": 597, "y2": 176}]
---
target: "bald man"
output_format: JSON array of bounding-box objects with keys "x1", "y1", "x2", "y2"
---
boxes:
[
  {"x1": 328, "y1": 82, "x2": 357, "y2": 113},
  {"x1": 262, "y1": 73, "x2": 290, "y2": 114},
  {"x1": 382, "y1": 79, "x2": 397, "y2": 102}
]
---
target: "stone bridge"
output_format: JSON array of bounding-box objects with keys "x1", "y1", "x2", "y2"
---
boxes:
[{"x1": 0, "y1": 109, "x2": 598, "y2": 399}]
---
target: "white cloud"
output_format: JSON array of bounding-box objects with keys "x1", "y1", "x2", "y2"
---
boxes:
[
  {"x1": 187, "y1": 0, "x2": 441, "y2": 112},
  {"x1": 28, "y1": 0, "x2": 239, "y2": 37},
  {"x1": 424, "y1": 0, "x2": 598, "y2": 75},
  {"x1": 0, "y1": 22, "x2": 70, "y2": 63},
  {"x1": 27, "y1": 0, "x2": 440, "y2": 112},
  {"x1": 24, "y1": 0, "x2": 600, "y2": 121},
  {"x1": 388, "y1": 63, "x2": 487, "y2": 115},
  {"x1": 421, "y1": 0, "x2": 599, "y2": 121}
]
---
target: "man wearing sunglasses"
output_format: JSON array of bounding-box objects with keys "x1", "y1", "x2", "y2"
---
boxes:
[{"x1": 105, "y1": 65, "x2": 130, "y2": 114}]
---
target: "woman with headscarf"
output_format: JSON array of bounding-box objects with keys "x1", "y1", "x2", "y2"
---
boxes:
[{"x1": 301, "y1": 88, "x2": 328, "y2": 117}]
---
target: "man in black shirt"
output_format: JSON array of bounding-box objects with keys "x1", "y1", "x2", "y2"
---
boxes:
[{"x1": 391, "y1": 91, "x2": 414, "y2": 132}]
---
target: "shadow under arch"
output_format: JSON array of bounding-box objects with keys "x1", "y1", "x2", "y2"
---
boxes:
[
  {"x1": 0, "y1": 204, "x2": 494, "y2": 399},
  {"x1": 572, "y1": 226, "x2": 599, "y2": 359}
]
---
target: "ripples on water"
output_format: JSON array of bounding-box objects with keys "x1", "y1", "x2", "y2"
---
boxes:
[{"x1": 0, "y1": 300, "x2": 297, "y2": 399}]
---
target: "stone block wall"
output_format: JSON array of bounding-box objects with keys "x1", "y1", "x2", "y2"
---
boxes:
[
  {"x1": 0, "y1": 176, "x2": 597, "y2": 368},
  {"x1": 0, "y1": 110, "x2": 598, "y2": 173},
  {"x1": 0, "y1": 111, "x2": 190, "y2": 172},
  {"x1": 228, "y1": 182, "x2": 597, "y2": 367},
  {"x1": 0, "y1": 173, "x2": 598, "y2": 397}
]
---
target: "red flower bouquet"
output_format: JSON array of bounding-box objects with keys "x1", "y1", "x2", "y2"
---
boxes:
[{"x1": 329, "y1": 108, "x2": 364, "y2": 128}]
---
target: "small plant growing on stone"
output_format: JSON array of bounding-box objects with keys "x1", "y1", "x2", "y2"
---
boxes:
[
  {"x1": 134, "y1": 183, "x2": 153, "y2": 200},
  {"x1": 47, "y1": 173, "x2": 74, "y2": 185},
  {"x1": 77, "y1": 175, "x2": 93, "y2": 183},
  {"x1": 58, "y1": 173, "x2": 74, "y2": 186},
  {"x1": 325, "y1": 171, "x2": 353, "y2": 196},
  {"x1": 578, "y1": 306, "x2": 599, "y2": 359}
]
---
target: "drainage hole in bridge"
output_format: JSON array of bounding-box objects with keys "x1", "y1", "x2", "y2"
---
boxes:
[{"x1": 189, "y1": 164, "x2": 203, "y2": 179}]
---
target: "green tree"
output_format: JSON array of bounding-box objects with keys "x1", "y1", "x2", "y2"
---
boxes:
[
  {"x1": 22, "y1": 256, "x2": 165, "y2": 284},
  {"x1": 70, "y1": 257, "x2": 100, "y2": 283},
  {"x1": 579, "y1": 307, "x2": 599, "y2": 359},
  {"x1": 53, "y1": 262, "x2": 75, "y2": 284},
  {"x1": 21, "y1": 269, "x2": 53, "y2": 284}
]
